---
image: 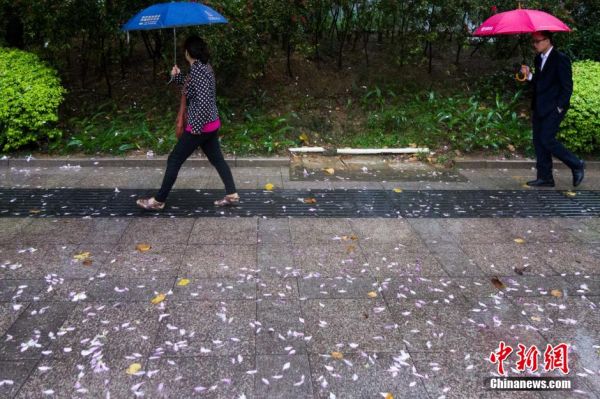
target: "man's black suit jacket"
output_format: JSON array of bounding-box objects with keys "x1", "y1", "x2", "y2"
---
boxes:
[{"x1": 531, "y1": 48, "x2": 573, "y2": 118}]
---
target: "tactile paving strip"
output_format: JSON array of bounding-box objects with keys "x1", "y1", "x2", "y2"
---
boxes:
[{"x1": 0, "y1": 188, "x2": 599, "y2": 218}]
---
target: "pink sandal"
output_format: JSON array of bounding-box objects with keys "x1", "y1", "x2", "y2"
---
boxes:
[{"x1": 214, "y1": 193, "x2": 240, "y2": 207}]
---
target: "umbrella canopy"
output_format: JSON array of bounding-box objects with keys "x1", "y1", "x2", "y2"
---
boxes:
[
  {"x1": 122, "y1": 2, "x2": 227, "y2": 31},
  {"x1": 473, "y1": 9, "x2": 571, "y2": 36}
]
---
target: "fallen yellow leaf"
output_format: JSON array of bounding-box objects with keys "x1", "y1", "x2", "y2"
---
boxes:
[
  {"x1": 564, "y1": 191, "x2": 577, "y2": 197},
  {"x1": 393, "y1": 188, "x2": 403, "y2": 193},
  {"x1": 29, "y1": 209, "x2": 41, "y2": 214},
  {"x1": 347, "y1": 245, "x2": 355, "y2": 253},
  {"x1": 126, "y1": 363, "x2": 142, "y2": 375},
  {"x1": 151, "y1": 293, "x2": 166, "y2": 304},
  {"x1": 177, "y1": 278, "x2": 190, "y2": 287},
  {"x1": 385, "y1": 394, "x2": 394, "y2": 399},
  {"x1": 323, "y1": 168, "x2": 335, "y2": 175},
  {"x1": 299, "y1": 132, "x2": 310, "y2": 144},
  {"x1": 514, "y1": 238, "x2": 525, "y2": 244},
  {"x1": 331, "y1": 351, "x2": 344, "y2": 360},
  {"x1": 367, "y1": 291, "x2": 378, "y2": 298},
  {"x1": 304, "y1": 198, "x2": 317, "y2": 204},
  {"x1": 550, "y1": 289, "x2": 563, "y2": 298},
  {"x1": 264, "y1": 183, "x2": 274, "y2": 191},
  {"x1": 531, "y1": 316, "x2": 542, "y2": 322},
  {"x1": 74, "y1": 252, "x2": 91, "y2": 261},
  {"x1": 136, "y1": 243, "x2": 151, "y2": 252}
]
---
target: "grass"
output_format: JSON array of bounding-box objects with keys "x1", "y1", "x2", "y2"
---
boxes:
[
  {"x1": 48, "y1": 75, "x2": 532, "y2": 158},
  {"x1": 340, "y1": 88, "x2": 532, "y2": 157}
]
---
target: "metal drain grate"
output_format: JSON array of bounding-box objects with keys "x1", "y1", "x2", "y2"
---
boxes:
[{"x1": 0, "y1": 188, "x2": 599, "y2": 218}]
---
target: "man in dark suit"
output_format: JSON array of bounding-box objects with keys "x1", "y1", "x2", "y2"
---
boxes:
[{"x1": 521, "y1": 31, "x2": 585, "y2": 187}]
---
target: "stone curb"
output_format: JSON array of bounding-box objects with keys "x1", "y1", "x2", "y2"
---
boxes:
[
  {"x1": 2, "y1": 157, "x2": 598, "y2": 170},
  {"x1": 455, "y1": 160, "x2": 600, "y2": 170},
  {"x1": 3, "y1": 157, "x2": 289, "y2": 168}
]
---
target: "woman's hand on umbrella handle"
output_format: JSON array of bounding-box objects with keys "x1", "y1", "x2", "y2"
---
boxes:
[{"x1": 171, "y1": 65, "x2": 181, "y2": 77}]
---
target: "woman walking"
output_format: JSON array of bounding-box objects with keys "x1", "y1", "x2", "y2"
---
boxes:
[{"x1": 137, "y1": 36, "x2": 239, "y2": 210}]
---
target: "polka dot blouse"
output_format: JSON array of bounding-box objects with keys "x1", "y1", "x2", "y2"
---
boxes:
[{"x1": 173, "y1": 61, "x2": 219, "y2": 135}]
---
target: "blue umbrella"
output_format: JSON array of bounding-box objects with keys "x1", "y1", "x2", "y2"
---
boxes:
[{"x1": 122, "y1": 2, "x2": 227, "y2": 68}]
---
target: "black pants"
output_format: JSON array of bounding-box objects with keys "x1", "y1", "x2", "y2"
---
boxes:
[
  {"x1": 155, "y1": 130, "x2": 236, "y2": 202},
  {"x1": 532, "y1": 110, "x2": 581, "y2": 180}
]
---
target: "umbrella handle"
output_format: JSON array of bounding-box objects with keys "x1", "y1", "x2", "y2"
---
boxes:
[{"x1": 515, "y1": 64, "x2": 528, "y2": 82}]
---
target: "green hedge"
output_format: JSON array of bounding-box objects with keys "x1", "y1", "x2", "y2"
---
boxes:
[
  {"x1": 0, "y1": 48, "x2": 66, "y2": 152},
  {"x1": 560, "y1": 60, "x2": 600, "y2": 153}
]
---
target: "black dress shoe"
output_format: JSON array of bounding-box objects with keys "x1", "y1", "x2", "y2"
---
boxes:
[
  {"x1": 572, "y1": 161, "x2": 585, "y2": 187},
  {"x1": 526, "y1": 179, "x2": 555, "y2": 187}
]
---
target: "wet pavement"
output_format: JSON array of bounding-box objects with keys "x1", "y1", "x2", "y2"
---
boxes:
[{"x1": 0, "y1": 163, "x2": 599, "y2": 398}]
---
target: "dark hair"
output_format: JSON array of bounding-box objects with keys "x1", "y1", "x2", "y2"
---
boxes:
[
  {"x1": 184, "y1": 36, "x2": 210, "y2": 64},
  {"x1": 539, "y1": 30, "x2": 554, "y2": 44}
]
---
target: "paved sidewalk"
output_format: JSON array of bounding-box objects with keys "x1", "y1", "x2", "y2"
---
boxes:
[{"x1": 0, "y1": 164, "x2": 599, "y2": 398}]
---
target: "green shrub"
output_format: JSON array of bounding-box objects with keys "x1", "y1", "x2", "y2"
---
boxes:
[
  {"x1": 0, "y1": 47, "x2": 66, "y2": 152},
  {"x1": 559, "y1": 60, "x2": 600, "y2": 153}
]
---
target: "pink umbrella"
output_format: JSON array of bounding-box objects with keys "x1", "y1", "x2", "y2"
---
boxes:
[{"x1": 473, "y1": 9, "x2": 571, "y2": 36}]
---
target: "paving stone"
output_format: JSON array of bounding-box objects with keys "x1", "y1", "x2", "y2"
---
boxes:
[
  {"x1": 41, "y1": 277, "x2": 175, "y2": 303},
  {"x1": 348, "y1": 218, "x2": 422, "y2": 244},
  {"x1": 189, "y1": 217, "x2": 258, "y2": 244},
  {"x1": 0, "y1": 302, "x2": 76, "y2": 360},
  {"x1": 141, "y1": 355, "x2": 254, "y2": 398},
  {"x1": 181, "y1": 245, "x2": 257, "y2": 278},
  {"x1": 256, "y1": 299, "x2": 307, "y2": 355},
  {"x1": 461, "y1": 243, "x2": 559, "y2": 277},
  {"x1": 15, "y1": 350, "x2": 143, "y2": 399},
  {"x1": 410, "y1": 350, "x2": 544, "y2": 399},
  {"x1": 256, "y1": 277, "x2": 298, "y2": 300},
  {"x1": 257, "y1": 243, "x2": 294, "y2": 277},
  {"x1": 361, "y1": 243, "x2": 448, "y2": 277},
  {"x1": 0, "y1": 279, "x2": 46, "y2": 302},
  {"x1": 255, "y1": 354, "x2": 314, "y2": 398},
  {"x1": 17, "y1": 219, "x2": 97, "y2": 245},
  {"x1": 309, "y1": 352, "x2": 429, "y2": 399},
  {"x1": 154, "y1": 300, "x2": 256, "y2": 357},
  {"x1": 549, "y1": 217, "x2": 600, "y2": 244},
  {"x1": 543, "y1": 244, "x2": 600, "y2": 275},
  {"x1": 408, "y1": 219, "x2": 457, "y2": 244},
  {"x1": 258, "y1": 218, "x2": 291, "y2": 243},
  {"x1": 118, "y1": 218, "x2": 195, "y2": 245},
  {"x1": 0, "y1": 302, "x2": 27, "y2": 338},
  {"x1": 291, "y1": 243, "x2": 368, "y2": 278},
  {"x1": 298, "y1": 276, "x2": 378, "y2": 299},
  {"x1": 46, "y1": 302, "x2": 162, "y2": 360},
  {"x1": 0, "y1": 360, "x2": 38, "y2": 398},
  {"x1": 452, "y1": 276, "x2": 575, "y2": 299},
  {"x1": 81, "y1": 218, "x2": 131, "y2": 244},
  {"x1": 387, "y1": 297, "x2": 503, "y2": 353},
  {"x1": 496, "y1": 219, "x2": 580, "y2": 244},
  {"x1": 289, "y1": 218, "x2": 353, "y2": 243},
  {"x1": 0, "y1": 243, "x2": 110, "y2": 279},
  {"x1": 427, "y1": 242, "x2": 485, "y2": 276},
  {"x1": 301, "y1": 299, "x2": 405, "y2": 353},
  {"x1": 0, "y1": 219, "x2": 30, "y2": 244},
  {"x1": 438, "y1": 218, "x2": 512, "y2": 244},
  {"x1": 101, "y1": 244, "x2": 185, "y2": 278},
  {"x1": 171, "y1": 278, "x2": 256, "y2": 301},
  {"x1": 380, "y1": 276, "x2": 465, "y2": 301}
]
